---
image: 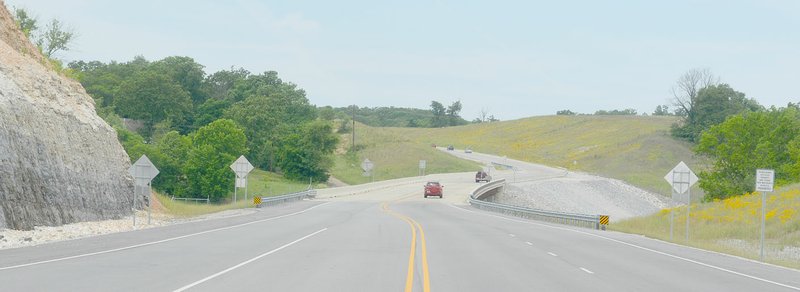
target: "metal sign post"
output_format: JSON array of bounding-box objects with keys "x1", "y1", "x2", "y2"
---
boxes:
[
  {"x1": 756, "y1": 169, "x2": 774, "y2": 261},
  {"x1": 669, "y1": 187, "x2": 675, "y2": 240},
  {"x1": 128, "y1": 155, "x2": 159, "y2": 227},
  {"x1": 230, "y1": 155, "x2": 254, "y2": 204},
  {"x1": 664, "y1": 161, "x2": 698, "y2": 241}
]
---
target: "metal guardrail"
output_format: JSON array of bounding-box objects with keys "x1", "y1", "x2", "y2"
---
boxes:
[
  {"x1": 171, "y1": 196, "x2": 210, "y2": 204},
  {"x1": 469, "y1": 179, "x2": 608, "y2": 230},
  {"x1": 255, "y1": 189, "x2": 316, "y2": 208}
]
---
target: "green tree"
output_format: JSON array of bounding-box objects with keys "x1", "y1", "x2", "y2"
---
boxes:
[
  {"x1": 224, "y1": 75, "x2": 316, "y2": 170},
  {"x1": 696, "y1": 107, "x2": 800, "y2": 200},
  {"x1": 69, "y1": 61, "x2": 120, "y2": 106},
  {"x1": 672, "y1": 84, "x2": 762, "y2": 142},
  {"x1": 556, "y1": 110, "x2": 576, "y2": 115},
  {"x1": 595, "y1": 109, "x2": 637, "y2": 115},
  {"x1": 13, "y1": 7, "x2": 38, "y2": 38},
  {"x1": 152, "y1": 131, "x2": 191, "y2": 196},
  {"x1": 153, "y1": 56, "x2": 208, "y2": 105},
  {"x1": 203, "y1": 67, "x2": 250, "y2": 100},
  {"x1": 185, "y1": 119, "x2": 248, "y2": 200},
  {"x1": 114, "y1": 70, "x2": 193, "y2": 137},
  {"x1": 430, "y1": 101, "x2": 446, "y2": 127},
  {"x1": 277, "y1": 121, "x2": 339, "y2": 181},
  {"x1": 446, "y1": 101, "x2": 463, "y2": 126},
  {"x1": 36, "y1": 19, "x2": 75, "y2": 58},
  {"x1": 193, "y1": 98, "x2": 232, "y2": 129},
  {"x1": 318, "y1": 106, "x2": 336, "y2": 121},
  {"x1": 653, "y1": 105, "x2": 671, "y2": 116}
]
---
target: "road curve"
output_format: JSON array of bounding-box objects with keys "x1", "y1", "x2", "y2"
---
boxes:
[{"x1": 1, "y1": 177, "x2": 799, "y2": 291}]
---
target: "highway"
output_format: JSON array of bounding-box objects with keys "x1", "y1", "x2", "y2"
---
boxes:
[{"x1": 1, "y1": 176, "x2": 800, "y2": 291}]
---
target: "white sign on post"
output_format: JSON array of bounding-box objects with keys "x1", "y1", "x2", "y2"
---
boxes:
[
  {"x1": 664, "y1": 161, "x2": 698, "y2": 241},
  {"x1": 361, "y1": 158, "x2": 374, "y2": 172},
  {"x1": 236, "y1": 177, "x2": 247, "y2": 188},
  {"x1": 230, "y1": 155, "x2": 254, "y2": 179},
  {"x1": 129, "y1": 155, "x2": 159, "y2": 186},
  {"x1": 230, "y1": 155, "x2": 254, "y2": 203},
  {"x1": 756, "y1": 169, "x2": 775, "y2": 192},
  {"x1": 128, "y1": 154, "x2": 159, "y2": 227},
  {"x1": 419, "y1": 160, "x2": 426, "y2": 169},
  {"x1": 664, "y1": 161, "x2": 698, "y2": 195}
]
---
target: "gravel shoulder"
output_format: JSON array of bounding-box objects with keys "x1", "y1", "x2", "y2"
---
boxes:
[{"x1": 0, "y1": 204, "x2": 257, "y2": 250}]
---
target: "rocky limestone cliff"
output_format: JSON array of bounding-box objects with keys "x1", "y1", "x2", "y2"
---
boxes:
[{"x1": 0, "y1": 1, "x2": 135, "y2": 230}]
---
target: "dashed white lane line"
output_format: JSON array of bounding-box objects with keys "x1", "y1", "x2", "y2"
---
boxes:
[
  {"x1": 447, "y1": 203, "x2": 800, "y2": 291},
  {"x1": 580, "y1": 267, "x2": 594, "y2": 274},
  {"x1": 548, "y1": 252, "x2": 558, "y2": 257},
  {"x1": 173, "y1": 228, "x2": 328, "y2": 292},
  {"x1": 509, "y1": 234, "x2": 516, "y2": 237},
  {"x1": 525, "y1": 242, "x2": 533, "y2": 246}
]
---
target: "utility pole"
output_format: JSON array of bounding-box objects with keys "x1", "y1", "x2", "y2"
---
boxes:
[{"x1": 352, "y1": 105, "x2": 356, "y2": 150}]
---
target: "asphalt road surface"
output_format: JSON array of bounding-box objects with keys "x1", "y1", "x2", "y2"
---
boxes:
[{"x1": 2, "y1": 177, "x2": 799, "y2": 291}]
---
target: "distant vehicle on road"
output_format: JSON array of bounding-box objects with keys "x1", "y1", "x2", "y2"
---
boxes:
[
  {"x1": 447, "y1": 145, "x2": 454, "y2": 151},
  {"x1": 475, "y1": 171, "x2": 491, "y2": 183},
  {"x1": 465, "y1": 147, "x2": 473, "y2": 153},
  {"x1": 424, "y1": 181, "x2": 443, "y2": 198}
]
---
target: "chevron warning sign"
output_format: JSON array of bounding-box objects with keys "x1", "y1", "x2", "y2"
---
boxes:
[
  {"x1": 599, "y1": 215, "x2": 610, "y2": 225},
  {"x1": 253, "y1": 196, "x2": 262, "y2": 205}
]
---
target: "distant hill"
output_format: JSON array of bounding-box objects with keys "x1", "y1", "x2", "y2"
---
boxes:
[
  {"x1": 332, "y1": 106, "x2": 468, "y2": 128},
  {"x1": 331, "y1": 115, "x2": 705, "y2": 196}
]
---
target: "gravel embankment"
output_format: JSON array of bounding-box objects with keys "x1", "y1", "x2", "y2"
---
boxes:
[{"x1": 498, "y1": 172, "x2": 669, "y2": 220}]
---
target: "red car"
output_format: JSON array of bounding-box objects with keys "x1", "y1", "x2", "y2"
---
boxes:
[{"x1": 424, "y1": 181, "x2": 443, "y2": 198}]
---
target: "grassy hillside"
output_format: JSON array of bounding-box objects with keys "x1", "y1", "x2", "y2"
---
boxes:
[
  {"x1": 611, "y1": 184, "x2": 800, "y2": 269},
  {"x1": 386, "y1": 115, "x2": 704, "y2": 196},
  {"x1": 331, "y1": 123, "x2": 481, "y2": 184},
  {"x1": 330, "y1": 116, "x2": 703, "y2": 196}
]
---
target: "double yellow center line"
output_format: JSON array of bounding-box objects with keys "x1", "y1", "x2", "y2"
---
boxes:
[{"x1": 381, "y1": 201, "x2": 431, "y2": 292}]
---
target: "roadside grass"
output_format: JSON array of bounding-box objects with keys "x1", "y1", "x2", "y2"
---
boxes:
[
  {"x1": 388, "y1": 115, "x2": 705, "y2": 196},
  {"x1": 154, "y1": 169, "x2": 324, "y2": 217},
  {"x1": 156, "y1": 193, "x2": 253, "y2": 217},
  {"x1": 331, "y1": 123, "x2": 481, "y2": 184},
  {"x1": 610, "y1": 184, "x2": 800, "y2": 269},
  {"x1": 244, "y1": 169, "x2": 325, "y2": 197}
]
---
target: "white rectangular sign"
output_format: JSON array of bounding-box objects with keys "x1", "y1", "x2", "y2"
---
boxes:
[
  {"x1": 236, "y1": 177, "x2": 247, "y2": 188},
  {"x1": 755, "y1": 169, "x2": 774, "y2": 192},
  {"x1": 419, "y1": 160, "x2": 426, "y2": 169}
]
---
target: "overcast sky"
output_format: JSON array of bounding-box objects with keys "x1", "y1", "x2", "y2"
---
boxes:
[{"x1": 8, "y1": 0, "x2": 799, "y2": 121}]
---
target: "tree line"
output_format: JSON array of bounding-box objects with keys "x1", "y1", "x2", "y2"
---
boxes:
[
  {"x1": 325, "y1": 101, "x2": 478, "y2": 129},
  {"x1": 68, "y1": 57, "x2": 338, "y2": 201},
  {"x1": 667, "y1": 69, "x2": 797, "y2": 200}
]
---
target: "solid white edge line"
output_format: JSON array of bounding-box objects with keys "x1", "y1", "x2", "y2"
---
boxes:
[
  {"x1": 525, "y1": 242, "x2": 533, "y2": 246},
  {"x1": 447, "y1": 203, "x2": 800, "y2": 291},
  {"x1": 0, "y1": 202, "x2": 332, "y2": 271},
  {"x1": 509, "y1": 234, "x2": 516, "y2": 237},
  {"x1": 172, "y1": 228, "x2": 327, "y2": 292},
  {"x1": 548, "y1": 252, "x2": 558, "y2": 257},
  {"x1": 580, "y1": 267, "x2": 594, "y2": 274}
]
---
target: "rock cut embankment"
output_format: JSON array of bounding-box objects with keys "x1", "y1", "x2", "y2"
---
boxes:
[{"x1": 0, "y1": 1, "x2": 135, "y2": 230}]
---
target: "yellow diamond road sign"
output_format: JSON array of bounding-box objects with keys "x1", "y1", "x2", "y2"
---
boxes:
[{"x1": 253, "y1": 196, "x2": 262, "y2": 205}]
